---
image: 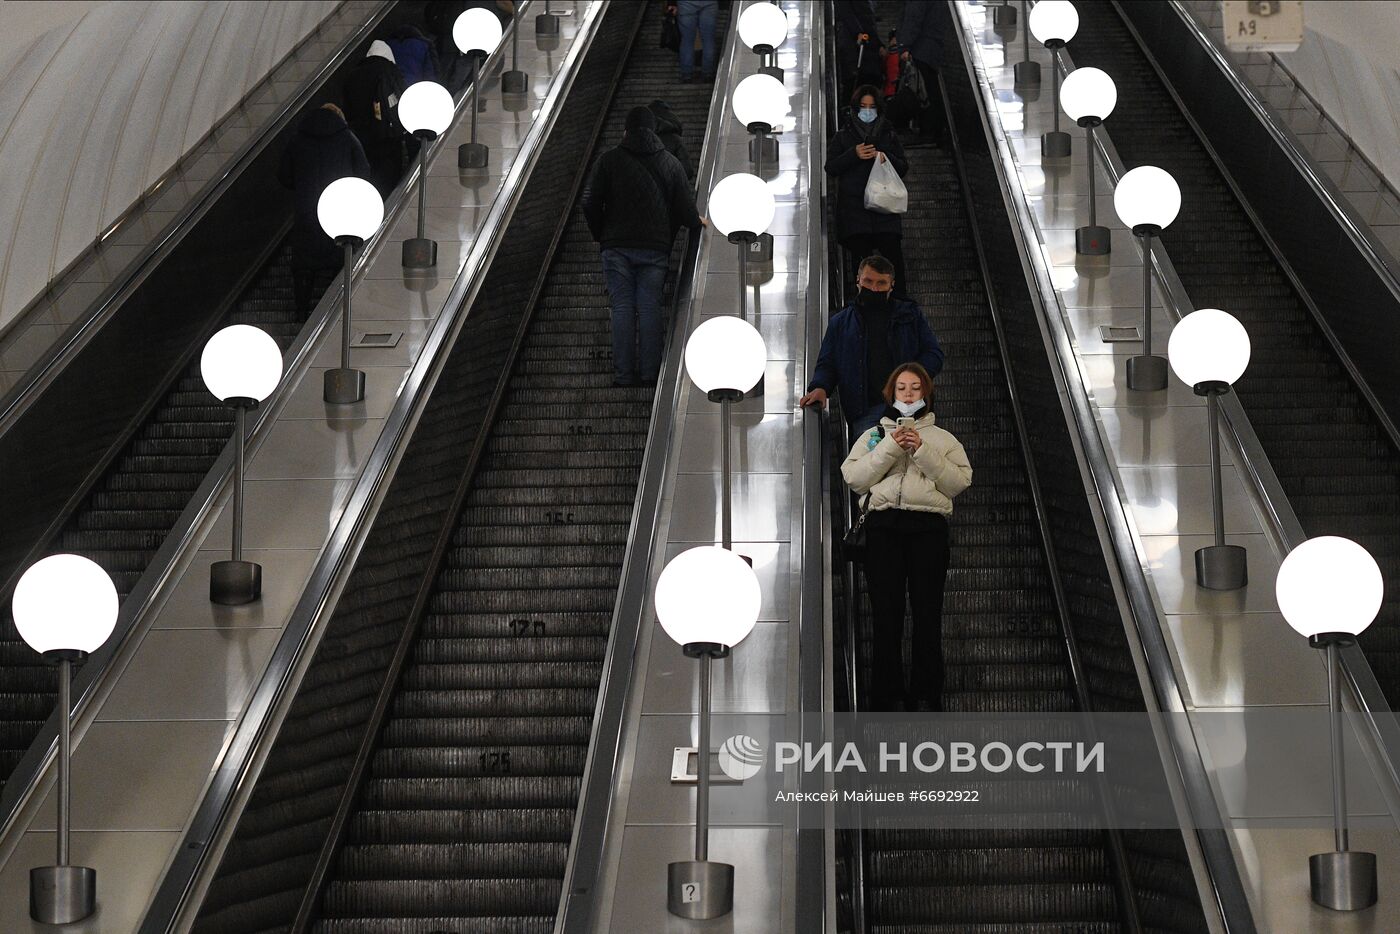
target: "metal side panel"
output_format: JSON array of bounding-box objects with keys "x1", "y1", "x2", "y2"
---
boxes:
[{"x1": 0, "y1": 5, "x2": 604, "y2": 933}]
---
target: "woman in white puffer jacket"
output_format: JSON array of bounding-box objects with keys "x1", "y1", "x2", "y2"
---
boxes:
[{"x1": 841, "y1": 362, "x2": 971, "y2": 711}]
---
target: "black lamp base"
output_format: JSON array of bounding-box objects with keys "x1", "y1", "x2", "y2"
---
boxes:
[
  {"x1": 668, "y1": 860, "x2": 734, "y2": 919},
  {"x1": 324, "y1": 367, "x2": 366, "y2": 405},
  {"x1": 536, "y1": 12, "x2": 560, "y2": 35},
  {"x1": 993, "y1": 4, "x2": 1018, "y2": 27},
  {"x1": 1310, "y1": 850, "x2": 1377, "y2": 911},
  {"x1": 749, "y1": 135, "x2": 779, "y2": 169},
  {"x1": 502, "y1": 70, "x2": 528, "y2": 94},
  {"x1": 31, "y1": 865, "x2": 96, "y2": 924},
  {"x1": 459, "y1": 141, "x2": 490, "y2": 170},
  {"x1": 1076, "y1": 224, "x2": 1112, "y2": 256},
  {"x1": 1195, "y1": 544, "x2": 1247, "y2": 591},
  {"x1": 759, "y1": 64, "x2": 784, "y2": 82},
  {"x1": 1042, "y1": 130, "x2": 1072, "y2": 159},
  {"x1": 746, "y1": 233, "x2": 775, "y2": 267},
  {"x1": 210, "y1": 559, "x2": 262, "y2": 605},
  {"x1": 1126, "y1": 354, "x2": 1168, "y2": 391},
  {"x1": 1014, "y1": 60, "x2": 1041, "y2": 88},
  {"x1": 402, "y1": 238, "x2": 437, "y2": 269}
]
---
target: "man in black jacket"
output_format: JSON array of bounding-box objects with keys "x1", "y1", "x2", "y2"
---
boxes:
[
  {"x1": 343, "y1": 40, "x2": 407, "y2": 196},
  {"x1": 898, "y1": 1, "x2": 947, "y2": 143},
  {"x1": 581, "y1": 107, "x2": 704, "y2": 387}
]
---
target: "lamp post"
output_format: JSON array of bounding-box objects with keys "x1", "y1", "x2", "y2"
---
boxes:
[
  {"x1": 1276, "y1": 535, "x2": 1382, "y2": 912},
  {"x1": 733, "y1": 72, "x2": 789, "y2": 175},
  {"x1": 317, "y1": 176, "x2": 384, "y2": 404},
  {"x1": 1115, "y1": 165, "x2": 1181, "y2": 391},
  {"x1": 656, "y1": 545, "x2": 763, "y2": 920},
  {"x1": 201, "y1": 324, "x2": 285, "y2": 604},
  {"x1": 1028, "y1": 0, "x2": 1078, "y2": 158},
  {"x1": 13, "y1": 554, "x2": 118, "y2": 924},
  {"x1": 685, "y1": 316, "x2": 768, "y2": 548},
  {"x1": 738, "y1": 2, "x2": 789, "y2": 81},
  {"x1": 501, "y1": 4, "x2": 527, "y2": 94},
  {"x1": 398, "y1": 81, "x2": 453, "y2": 269},
  {"x1": 454, "y1": 8, "x2": 504, "y2": 169},
  {"x1": 1167, "y1": 308, "x2": 1251, "y2": 590},
  {"x1": 1014, "y1": 0, "x2": 1040, "y2": 88},
  {"x1": 1060, "y1": 66, "x2": 1116, "y2": 256},
  {"x1": 708, "y1": 173, "x2": 776, "y2": 320}
]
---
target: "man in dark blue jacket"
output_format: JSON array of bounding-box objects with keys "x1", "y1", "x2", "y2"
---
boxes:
[{"x1": 800, "y1": 255, "x2": 944, "y2": 433}]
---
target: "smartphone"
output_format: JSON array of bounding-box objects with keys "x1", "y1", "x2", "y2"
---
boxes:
[{"x1": 896, "y1": 417, "x2": 915, "y2": 430}]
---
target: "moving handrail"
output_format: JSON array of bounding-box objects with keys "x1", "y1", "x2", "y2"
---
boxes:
[{"x1": 949, "y1": 6, "x2": 1258, "y2": 931}]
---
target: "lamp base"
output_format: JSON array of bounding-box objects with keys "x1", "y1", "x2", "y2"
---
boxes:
[
  {"x1": 536, "y1": 12, "x2": 560, "y2": 35},
  {"x1": 1076, "y1": 224, "x2": 1112, "y2": 256},
  {"x1": 758, "y1": 64, "x2": 784, "y2": 82},
  {"x1": 747, "y1": 233, "x2": 775, "y2": 267},
  {"x1": 1310, "y1": 850, "x2": 1377, "y2": 911},
  {"x1": 324, "y1": 367, "x2": 366, "y2": 405},
  {"x1": 1041, "y1": 130, "x2": 1072, "y2": 159},
  {"x1": 748, "y1": 135, "x2": 779, "y2": 170},
  {"x1": 501, "y1": 70, "x2": 528, "y2": 94},
  {"x1": 1195, "y1": 544, "x2": 1247, "y2": 591},
  {"x1": 1126, "y1": 354, "x2": 1169, "y2": 392},
  {"x1": 211, "y1": 559, "x2": 262, "y2": 605},
  {"x1": 667, "y1": 860, "x2": 734, "y2": 919},
  {"x1": 402, "y1": 238, "x2": 437, "y2": 269},
  {"x1": 1013, "y1": 60, "x2": 1041, "y2": 88},
  {"x1": 30, "y1": 865, "x2": 96, "y2": 924},
  {"x1": 458, "y1": 141, "x2": 490, "y2": 170},
  {"x1": 992, "y1": 4, "x2": 1017, "y2": 27}
]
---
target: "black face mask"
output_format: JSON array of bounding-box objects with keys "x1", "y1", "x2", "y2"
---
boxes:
[{"x1": 857, "y1": 287, "x2": 892, "y2": 308}]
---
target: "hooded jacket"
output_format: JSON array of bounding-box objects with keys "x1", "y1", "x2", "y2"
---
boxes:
[
  {"x1": 580, "y1": 128, "x2": 702, "y2": 252},
  {"x1": 278, "y1": 107, "x2": 372, "y2": 267},
  {"x1": 648, "y1": 99, "x2": 694, "y2": 181},
  {"x1": 824, "y1": 107, "x2": 908, "y2": 238},
  {"x1": 344, "y1": 41, "x2": 406, "y2": 142},
  {"x1": 808, "y1": 296, "x2": 944, "y2": 425},
  {"x1": 841, "y1": 408, "x2": 971, "y2": 516},
  {"x1": 386, "y1": 25, "x2": 440, "y2": 85}
]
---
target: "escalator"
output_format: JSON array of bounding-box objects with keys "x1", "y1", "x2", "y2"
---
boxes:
[
  {"x1": 832, "y1": 2, "x2": 1212, "y2": 930},
  {"x1": 0, "y1": 239, "x2": 309, "y2": 796},
  {"x1": 188, "y1": 5, "x2": 727, "y2": 932},
  {"x1": 1066, "y1": 2, "x2": 1400, "y2": 704}
]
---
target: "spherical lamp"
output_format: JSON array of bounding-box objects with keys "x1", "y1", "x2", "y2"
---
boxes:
[
  {"x1": 1277, "y1": 537, "x2": 1383, "y2": 640},
  {"x1": 655, "y1": 546, "x2": 762, "y2": 651},
  {"x1": 317, "y1": 176, "x2": 384, "y2": 243},
  {"x1": 13, "y1": 554, "x2": 118, "y2": 657},
  {"x1": 1114, "y1": 165, "x2": 1181, "y2": 233},
  {"x1": 1028, "y1": 0, "x2": 1079, "y2": 46},
  {"x1": 685, "y1": 317, "x2": 767, "y2": 399},
  {"x1": 398, "y1": 80, "x2": 454, "y2": 138},
  {"x1": 738, "y1": 3, "x2": 789, "y2": 53},
  {"x1": 709, "y1": 173, "x2": 775, "y2": 241},
  {"x1": 454, "y1": 7, "x2": 503, "y2": 54},
  {"x1": 200, "y1": 324, "x2": 283, "y2": 404},
  {"x1": 732, "y1": 73, "x2": 789, "y2": 133},
  {"x1": 1060, "y1": 66, "x2": 1117, "y2": 125},
  {"x1": 1167, "y1": 308, "x2": 1251, "y2": 389}
]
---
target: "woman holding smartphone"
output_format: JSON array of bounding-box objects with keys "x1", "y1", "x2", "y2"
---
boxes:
[{"x1": 841, "y1": 362, "x2": 972, "y2": 711}]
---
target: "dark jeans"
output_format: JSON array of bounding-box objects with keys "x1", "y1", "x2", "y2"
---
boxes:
[
  {"x1": 601, "y1": 247, "x2": 669, "y2": 383},
  {"x1": 863, "y1": 514, "x2": 951, "y2": 710},
  {"x1": 677, "y1": 0, "x2": 719, "y2": 79},
  {"x1": 841, "y1": 233, "x2": 907, "y2": 299}
]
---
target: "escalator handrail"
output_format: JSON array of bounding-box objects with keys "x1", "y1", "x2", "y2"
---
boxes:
[
  {"x1": 948, "y1": 8, "x2": 1258, "y2": 933},
  {"x1": 552, "y1": 10, "x2": 745, "y2": 932},
  {"x1": 1072, "y1": 14, "x2": 1400, "y2": 832},
  {"x1": 0, "y1": 0, "x2": 395, "y2": 444}
]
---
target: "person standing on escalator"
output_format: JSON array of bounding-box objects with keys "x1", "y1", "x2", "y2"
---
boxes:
[
  {"x1": 343, "y1": 40, "x2": 407, "y2": 196},
  {"x1": 841, "y1": 362, "x2": 971, "y2": 712},
  {"x1": 825, "y1": 84, "x2": 910, "y2": 296}
]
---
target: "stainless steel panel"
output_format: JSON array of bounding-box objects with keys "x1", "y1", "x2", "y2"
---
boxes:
[
  {"x1": 388, "y1": 205, "x2": 492, "y2": 243},
  {"x1": 278, "y1": 367, "x2": 407, "y2": 420},
  {"x1": 1063, "y1": 306, "x2": 1173, "y2": 353},
  {"x1": 1078, "y1": 354, "x2": 1203, "y2": 407},
  {"x1": 707, "y1": 235, "x2": 805, "y2": 276},
  {"x1": 1046, "y1": 265, "x2": 1161, "y2": 309},
  {"x1": 95, "y1": 628, "x2": 282, "y2": 721},
  {"x1": 242, "y1": 416, "x2": 385, "y2": 480},
  {"x1": 309, "y1": 317, "x2": 431, "y2": 366},
  {"x1": 698, "y1": 277, "x2": 808, "y2": 318},
  {"x1": 352, "y1": 277, "x2": 458, "y2": 319},
  {"x1": 422, "y1": 174, "x2": 508, "y2": 207},
  {"x1": 685, "y1": 362, "x2": 797, "y2": 414},
  {"x1": 642, "y1": 622, "x2": 788, "y2": 715},
  {"x1": 1118, "y1": 465, "x2": 1260, "y2": 536},
  {"x1": 204, "y1": 478, "x2": 355, "y2": 550},
  {"x1": 362, "y1": 241, "x2": 477, "y2": 280},
  {"x1": 676, "y1": 412, "x2": 794, "y2": 474},
  {"x1": 150, "y1": 548, "x2": 320, "y2": 631},
  {"x1": 1097, "y1": 406, "x2": 1233, "y2": 466},
  {"x1": 1041, "y1": 227, "x2": 1142, "y2": 267},
  {"x1": 1166, "y1": 614, "x2": 1327, "y2": 707},
  {"x1": 1138, "y1": 533, "x2": 1278, "y2": 615},
  {"x1": 667, "y1": 473, "x2": 792, "y2": 544}
]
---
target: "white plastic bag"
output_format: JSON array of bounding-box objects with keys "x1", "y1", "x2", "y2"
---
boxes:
[{"x1": 863, "y1": 155, "x2": 908, "y2": 215}]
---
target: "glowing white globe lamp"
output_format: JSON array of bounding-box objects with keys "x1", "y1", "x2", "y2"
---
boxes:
[
  {"x1": 1061, "y1": 66, "x2": 1117, "y2": 124},
  {"x1": 1029, "y1": 0, "x2": 1079, "y2": 45},
  {"x1": 317, "y1": 177, "x2": 384, "y2": 243},
  {"x1": 201, "y1": 324, "x2": 283, "y2": 404},
  {"x1": 733, "y1": 73, "x2": 789, "y2": 133},
  {"x1": 1119, "y1": 166, "x2": 1182, "y2": 392},
  {"x1": 686, "y1": 317, "x2": 767, "y2": 399},
  {"x1": 453, "y1": 7, "x2": 502, "y2": 54},
  {"x1": 738, "y1": 3, "x2": 788, "y2": 52},
  {"x1": 709, "y1": 174, "x2": 775, "y2": 242},
  {"x1": 398, "y1": 81, "x2": 453, "y2": 138},
  {"x1": 1168, "y1": 308, "x2": 1251, "y2": 389}
]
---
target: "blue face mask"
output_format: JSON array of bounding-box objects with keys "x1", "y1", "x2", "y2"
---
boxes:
[{"x1": 858, "y1": 107, "x2": 877, "y2": 124}]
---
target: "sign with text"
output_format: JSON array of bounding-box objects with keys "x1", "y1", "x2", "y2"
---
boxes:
[{"x1": 1223, "y1": 0, "x2": 1304, "y2": 52}]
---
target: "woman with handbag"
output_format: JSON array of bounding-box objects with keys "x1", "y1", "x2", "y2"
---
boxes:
[
  {"x1": 841, "y1": 362, "x2": 971, "y2": 711},
  {"x1": 824, "y1": 84, "x2": 910, "y2": 297}
]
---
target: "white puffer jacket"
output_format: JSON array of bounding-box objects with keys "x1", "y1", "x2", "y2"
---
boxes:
[{"x1": 840, "y1": 409, "x2": 972, "y2": 516}]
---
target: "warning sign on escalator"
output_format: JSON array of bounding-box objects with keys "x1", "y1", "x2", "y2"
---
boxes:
[{"x1": 1223, "y1": 0, "x2": 1304, "y2": 53}]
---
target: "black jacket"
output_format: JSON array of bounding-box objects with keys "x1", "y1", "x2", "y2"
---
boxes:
[
  {"x1": 808, "y1": 297, "x2": 945, "y2": 427},
  {"x1": 648, "y1": 99, "x2": 694, "y2": 181},
  {"x1": 278, "y1": 108, "x2": 372, "y2": 268},
  {"x1": 581, "y1": 128, "x2": 702, "y2": 252},
  {"x1": 898, "y1": 1, "x2": 944, "y2": 69},
  {"x1": 343, "y1": 46, "x2": 406, "y2": 144},
  {"x1": 824, "y1": 109, "x2": 909, "y2": 239}
]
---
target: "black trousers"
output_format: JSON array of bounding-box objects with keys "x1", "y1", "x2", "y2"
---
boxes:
[
  {"x1": 913, "y1": 60, "x2": 948, "y2": 142},
  {"x1": 862, "y1": 514, "x2": 951, "y2": 709},
  {"x1": 840, "y1": 233, "x2": 906, "y2": 299}
]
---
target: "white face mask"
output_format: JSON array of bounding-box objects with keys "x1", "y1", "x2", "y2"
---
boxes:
[{"x1": 893, "y1": 399, "x2": 923, "y2": 417}]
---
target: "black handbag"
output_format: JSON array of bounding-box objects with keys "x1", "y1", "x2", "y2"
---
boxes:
[
  {"x1": 660, "y1": 11, "x2": 681, "y2": 51},
  {"x1": 842, "y1": 499, "x2": 870, "y2": 563}
]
